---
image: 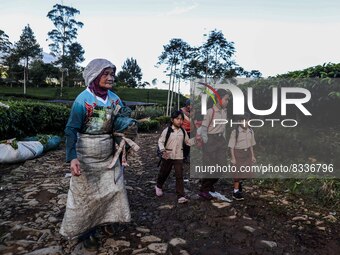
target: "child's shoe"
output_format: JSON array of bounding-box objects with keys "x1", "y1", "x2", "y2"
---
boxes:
[
  {"x1": 155, "y1": 186, "x2": 163, "y2": 197},
  {"x1": 178, "y1": 197, "x2": 189, "y2": 204},
  {"x1": 232, "y1": 191, "x2": 244, "y2": 201}
]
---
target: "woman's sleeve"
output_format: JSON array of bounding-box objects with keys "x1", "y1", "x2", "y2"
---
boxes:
[{"x1": 64, "y1": 101, "x2": 86, "y2": 162}]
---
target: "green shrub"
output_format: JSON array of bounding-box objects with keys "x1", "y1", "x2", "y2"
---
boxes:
[
  {"x1": 155, "y1": 116, "x2": 171, "y2": 125},
  {"x1": 251, "y1": 125, "x2": 340, "y2": 167},
  {"x1": 255, "y1": 178, "x2": 339, "y2": 207},
  {"x1": 137, "y1": 120, "x2": 160, "y2": 132},
  {"x1": 132, "y1": 107, "x2": 164, "y2": 119},
  {"x1": 0, "y1": 100, "x2": 70, "y2": 140}
]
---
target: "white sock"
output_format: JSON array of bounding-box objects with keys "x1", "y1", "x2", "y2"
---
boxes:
[{"x1": 234, "y1": 189, "x2": 239, "y2": 193}]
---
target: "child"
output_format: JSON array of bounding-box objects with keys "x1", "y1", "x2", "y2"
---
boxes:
[
  {"x1": 180, "y1": 99, "x2": 193, "y2": 162},
  {"x1": 228, "y1": 113, "x2": 256, "y2": 200},
  {"x1": 199, "y1": 88, "x2": 230, "y2": 200},
  {"x1": 155, "y1": 110, "x2": 195, "y2": 204}
]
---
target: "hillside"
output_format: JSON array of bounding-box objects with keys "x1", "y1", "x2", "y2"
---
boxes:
[{"x1": 0, "y1": 86, "x2": 187, "y2": 106}]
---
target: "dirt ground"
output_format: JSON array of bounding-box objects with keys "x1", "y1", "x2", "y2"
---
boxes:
[{"x1": 0, "y1": 133, "x2": 339, "y2": 255}]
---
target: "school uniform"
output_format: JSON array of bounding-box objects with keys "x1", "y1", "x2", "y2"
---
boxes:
[
  {"x1": 180, "y1": 107, "x2": 191, "y2": 159},
  {"x1": 157, "y1": 125, "x2": 193, "y2": 198},
  {"x1": 200, "y1": 105, "x2": 228, "y2": 192},
  {"x1": 228, "y1": 126, "x2": 256, "y2": 180}
]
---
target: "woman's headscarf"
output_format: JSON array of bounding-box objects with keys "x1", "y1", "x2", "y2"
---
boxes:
[{"x1": 83, "y1": 58, "x2": 116, "y2": 100}]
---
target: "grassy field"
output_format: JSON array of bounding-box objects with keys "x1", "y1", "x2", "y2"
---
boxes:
[{"x1": 0, "y1": 86, "x2": 186, "y2": 105}]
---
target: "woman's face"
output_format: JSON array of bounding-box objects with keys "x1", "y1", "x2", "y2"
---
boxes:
[{"x1": 99, "y1": 68, "x2": 115, "y2": 89}]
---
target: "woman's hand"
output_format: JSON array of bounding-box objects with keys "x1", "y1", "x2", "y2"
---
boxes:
[{"x1": 70, "y1": 158, "x2": 81, "y2": 176}]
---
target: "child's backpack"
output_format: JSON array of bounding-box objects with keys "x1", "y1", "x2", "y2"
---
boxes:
[{"x1": 157, "y1": 126, "x2": 186, "y2": 167}]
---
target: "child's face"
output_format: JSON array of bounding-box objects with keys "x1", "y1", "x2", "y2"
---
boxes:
[
  {"x1": 221, "y1": 95, "x2": 229, "y2": 108},
  {"x1": 172, "y1": 116, "x2": 183, "y2": 128}
]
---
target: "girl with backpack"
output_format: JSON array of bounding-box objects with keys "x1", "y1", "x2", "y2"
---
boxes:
[
  {"x1": 198, "y1": 88, "x2": 231, "y2": 200},
  {"x1": 155, "y1": 110, "x2": 195, "y2": 203},
  {"x1": 228, "y1": 113, "x2": 256, "y2": 200}
]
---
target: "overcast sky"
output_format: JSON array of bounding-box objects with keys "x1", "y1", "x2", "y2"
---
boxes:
[{"x1": 1, "y1": 0, "x2": 340, "y2": 94}]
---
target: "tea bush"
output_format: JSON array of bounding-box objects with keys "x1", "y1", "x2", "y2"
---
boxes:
[
  {"x1": 137, "y1": 120, "x2": 160, "y2": 132},
  {"x1": 0, "y1": 100, "x2": 70, "y2": 139}
]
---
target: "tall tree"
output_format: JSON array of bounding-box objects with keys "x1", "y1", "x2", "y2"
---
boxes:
[
  {"x1": 0, "y1": 30, "x2": 12, "y2": 79},
  {"x1": 117, "y1": 58, "x2": 143, "y2": 88},
  {"x1": 63, "y1": 42, "x2": 85, "y2": 86},
  {"x1": 14, "y1": 25, "x2": 42, "y2": 94},
  {"x1": 47, "y1": 4, "x2": 83, "y2": 64},
  {"x1": 186, "y1": 29, "x2": 261, "y2": 82},
  {"x1": 157, "y1": 38, "x2": 191, "y2": 115},
  {"x1": 0, "y1": 30, "x2": 12, "y2": 60},
  {"x1": 29, "y1": 59, "x2": 59, "y2": 87},
  {"x1": 2, "y1": 53, "x2": 21, "y2": 86},
  {"x1": 47, "y1": 4, "x2": 84, "y2": 93},
  {"x1": 201, "y1": 29, "x2": 236, "y2": 82}
]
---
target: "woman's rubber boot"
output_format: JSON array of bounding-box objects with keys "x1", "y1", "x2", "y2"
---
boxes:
[{"x1": 83, "y1": 235, "x2": 99, "y2": 251}]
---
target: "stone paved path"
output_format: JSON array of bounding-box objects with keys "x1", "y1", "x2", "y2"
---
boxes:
[{"x1": 0, "y1": 133, "x2": 339, "y2": 255}]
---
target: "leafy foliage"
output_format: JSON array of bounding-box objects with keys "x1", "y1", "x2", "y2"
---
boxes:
[
  {"x1": 137, "y1": 120, "x2": 160, "y2": 132},
  {"x1": 235, "y1": 77, "x2": 340, "y2": 125},
  {"x1": 154, "y1": 116, "x2": 171, "y2": 125},
  {"x1": 157, "y1": 38, "x2": 192, "y2": 115},
  {"x1": 276, "y1": 63, "x2": 340, "y2": 79},
  {"x1": 117, "y1": 58, "x2": 143, "y2": 88},
  {"x1": 1, "y1": 50, "x2": 22, "y2": 84},
  {"x1": 132, "y1": 106, "x2": 164, "y2": 119},
  {"x1": 0, "y1": 30, "x2": 12, "y2": 60},
  {"x1": 0, "y1": 100, "x2": 70, "y2": 140},
  {"x1": 14, "y1": 25, "x2": 42, "y2": 63},
  {"x1": 47, "y1": 3, "x2": 84, "y2": 88},
  {"x1": 13, "y1": 24, "x2": 42, "y2": 93},
  {"x1": 201, "y1": 29, "x2": 236, "y2": 81},
  {"x1": 47, "y1": 4, "x2": 84, "y2": 62},
  {"x1": 29, "y1": 60, "x2": 59, "y2": 87}
]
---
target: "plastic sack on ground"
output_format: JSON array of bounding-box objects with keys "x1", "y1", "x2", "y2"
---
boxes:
[
  {"x1": 0, "y1": 141, "x2": 44, "y2": 163},
  {"x1": 43, "y1": 136, "x2": 61, "y2": 152},
  {"x1": 23, "y1": 135, "x2": 62, "y2": 152}
]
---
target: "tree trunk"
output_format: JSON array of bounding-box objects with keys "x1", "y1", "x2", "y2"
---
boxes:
[
  {"x1": 205, "y1": 52, "x2": 208, "y2": 83},
  {"x1": 60, "y1": 69, "x2": 64, "y2": 97},
  {"x1": 23, "y1": 65, "x2": 26, "y2": 95},
  {"x1": 166, "y1": 64, "x2": 173, "y2": 116},
  {"x1": 169, "y1": 64, "x2": 177, "y2": 115},
  {"x1": 177, "y1": 78, "x2": 181, "y2": 110},
  {"x1": 23, "y1": 57, "x2": 28, "y2": 95}
]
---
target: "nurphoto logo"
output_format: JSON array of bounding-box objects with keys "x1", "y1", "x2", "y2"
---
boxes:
[{"x1": 199, "y1": 82, "x2": 312, "y2": 127}]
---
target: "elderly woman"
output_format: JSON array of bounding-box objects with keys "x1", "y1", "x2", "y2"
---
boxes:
[{"x1": 60, "y1": 59, "x2": 134, "y2": 250}]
